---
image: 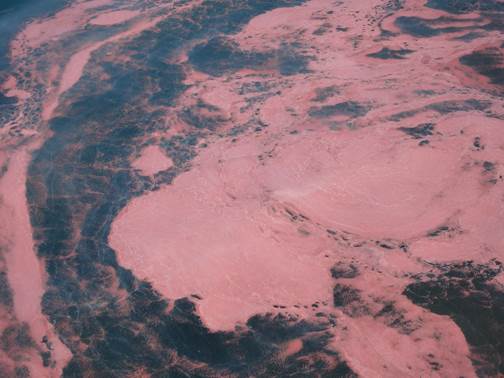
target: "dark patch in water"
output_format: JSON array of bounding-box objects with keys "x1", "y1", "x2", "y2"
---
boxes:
[
  {"x1": 0, "y1": 271, "x2": 13, "y2": 308},
  {"x1": 188, "y1": 38, "x2": 310, "y2": 77},
  {"x1": 188, "y1": 37, "x2": 270, "y2": 77},
  {"x1": 331, "y1": 262, "x2": 359, "y2": 279},
  {"x1": 425, "y1": 0, "x2": 504, "y2": 14},
  {"x1": 312, "y1": 86, "x2": 339, "y2": 102},
  {"x1": 1, "y1": 323, "x2": 35, "y2": 352},
  {"x1": 483, "y1": 160, "x2": 495, "y2": 172},
  {"x1": 179, "y1": 101, "x2": 227, "y2": 131},
  {"x1": 373, "y1": 301, "x2": 420, "y2": 335},
  {"x1": 313, "y1": 22, "x2": 332, "y2": 36},
  {"x1": 427, "y1": 225, "x2": 452, "y2": 237},
  {"x1": 389, "y1": 99, "x2": 491, "y2": 121},
  {"x1": 473, "y1": 136, "x2": 484, "y2": 150},
  {"x1": 460, "y1": 48, "x2": 504, "y2": 85},
  {"x1": 415, "y1": 89, "x2": 436, "y2": 97},
  {"x1": 277, "y1": 42, "x2": 312, "y2": 75},
  {"x1": 332, "y1": 284, "x2": 369, "y2": 318},
  {"x1": 454, "y1": 31, "x2": 486, "y2": 42},
  {"x1": 426, "y1": 99, "x2": 491, "y2": 113},
  {"x1": 367, "y1": 47, "x2": 414, "y2": 59},
  {"x1": 0, "y1": 92, "x2": 17, "y2": 106},
  {"x1": 309, "y1": 101, "x2": 370, "y2": 118},
  {"x1": 395, "y1": 16, "x2": 443, "y2": 37},
  {"x1": 398, "y1": 123, "x2": 435, "y2": 139},
  {"x1": 395, "y1": 16, "x2": 477, "y2": 38},
  {"x1": 333, "y1": 284, "x2": 361, "y2": 307},
  {"x1": 160, "y1": 133, "x2": 199, "y2": 168}
]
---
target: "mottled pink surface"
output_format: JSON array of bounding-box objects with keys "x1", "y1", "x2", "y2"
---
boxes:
[
  {"x1": 132, "y1": 145, "x2": 173, "y2": 176},
  {"x1": 108, "y1": 0, "x2": 504, "y2": 375},
  {"x1": 2, "y1": 0, "x2": 503, "y2": 376}
]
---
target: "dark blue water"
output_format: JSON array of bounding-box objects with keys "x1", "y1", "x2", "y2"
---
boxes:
[{"x1": 0, "y1": 0, "x2": 68, "y2": 71}]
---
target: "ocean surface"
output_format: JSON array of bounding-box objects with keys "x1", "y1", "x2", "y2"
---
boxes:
[{"x1": 0, "y1": 0, "x2": 68, "y2": 70}]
